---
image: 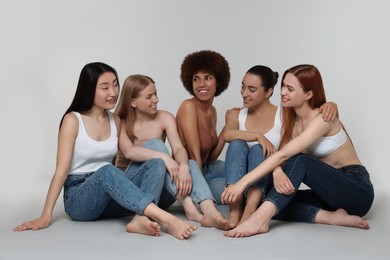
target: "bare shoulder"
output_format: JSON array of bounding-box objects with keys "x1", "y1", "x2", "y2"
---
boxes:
[
  {"x1": 177, "y1": 99, "x2": 196, "y2": 117},
  {"x1": 158, "y1": 110, "x2": 176, "y2": 123},
  {"x1": 227, "y1": 107, "x2": 241, "y2": 116},
  {"x1": 60, "y1": 112, "x2": 79, "y2": 136},
  {"x1": 62, "y1": 112, "x2": 78, "y2": 128}
]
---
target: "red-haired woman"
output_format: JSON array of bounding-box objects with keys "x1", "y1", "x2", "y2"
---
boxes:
[{"x1": 222, "y1": 64, "x2": 374, "y2": 237}]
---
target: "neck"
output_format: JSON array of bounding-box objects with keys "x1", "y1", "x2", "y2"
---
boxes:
[
  {"x1": 134, "y1": 110, "x2": 157, "y2": 123},
  {"x1": 83, "y1": 106, "x2": 107, "y2": 119},
  {"x1": 248, "y1": 99, "x2": 275, "y2": 115},
  {"x1": 193, "y1": 97, "x2": 213, "y2": 112}
]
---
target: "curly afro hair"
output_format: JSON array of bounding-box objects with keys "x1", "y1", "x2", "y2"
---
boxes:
[{"x1": 180, "y1": 50, "x2": 230, "y2": 97}]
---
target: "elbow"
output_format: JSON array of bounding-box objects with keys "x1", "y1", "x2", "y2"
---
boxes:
[{"x1": 222, "y1": 131, "x2": 232, "y2": 142}]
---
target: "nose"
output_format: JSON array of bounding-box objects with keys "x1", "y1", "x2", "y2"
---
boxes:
[
  {"x1": 242, "y1": 88, "x2": 249, "y2": 97},
  {"x1": 280, "y1": 86, "x2": 287, "y2": 95}
]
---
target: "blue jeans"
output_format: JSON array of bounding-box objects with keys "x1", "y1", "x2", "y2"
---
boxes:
[
  {"x1": 203, "y1": 159, "x2": 225, "y2": 205},
  {"x1": 63, "y1": 160, "x2": 166, "y2": 221},
  {"x1": 142, "y1": 139, "x2": 216, "y2": 209},
  {"x1": 265, "y1": 153, "x2": 374, "y2": 223},
  {"x1": 225, "y1": 140, "x2": 270, "y2": 193}
]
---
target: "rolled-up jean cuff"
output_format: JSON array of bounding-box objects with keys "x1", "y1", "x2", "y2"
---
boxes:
[
  {"x1": 137, "y1": 194, "x2": 155, "y2": 215},
  {"x1": 310, "y1": 208, "x2": 321, "y2": 223},
  {"x1": 248, "y1": 185, "x2": 266, "y2": 194},
  {"x1": 263, "y1": 198, "x2": 280, "y2": 215}
]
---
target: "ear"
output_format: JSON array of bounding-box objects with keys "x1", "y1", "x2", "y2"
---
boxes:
[
  {"x1": 131, "y1": 100, "x2": 136, "y2": 108},
  {"x1": 266, "y1": 88, "x2": 274, "y2": 98},
  {"x1": 305, "y1": 90, "x2": 313, "y2": 100}
]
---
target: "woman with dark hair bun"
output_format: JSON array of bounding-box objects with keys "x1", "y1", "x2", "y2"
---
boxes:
[
  {"x1": 222, "y1": 64, "x2": 374, "y2": 237},
  {"x1": 223, "y1": 65, "x2": 338, "y2": 229},
  {"x1": 176, "y1": 50, "x2": 230, "y2": 204}
]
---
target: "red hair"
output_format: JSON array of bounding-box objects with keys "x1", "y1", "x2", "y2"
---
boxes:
[{"x1": 279, "y1": 65, "x2": 327, "y2": 149}]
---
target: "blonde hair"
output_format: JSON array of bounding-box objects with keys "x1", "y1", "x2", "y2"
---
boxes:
[{"x1": 115, "y1": 74, "x2": 155, "y2": 141}]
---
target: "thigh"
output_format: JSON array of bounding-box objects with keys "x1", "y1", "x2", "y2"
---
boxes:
[{"x1": 284, "y1": 154, "x2": 373, "y2": 215}]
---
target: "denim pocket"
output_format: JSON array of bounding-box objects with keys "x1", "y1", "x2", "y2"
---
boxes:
[{"x1": 64, "y1": 173, "x2": 93, "y2": 188}]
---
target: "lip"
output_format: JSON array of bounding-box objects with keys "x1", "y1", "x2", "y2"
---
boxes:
[
  {"x1": 281, "y1": 96, "x2": 289, "y2": 103},
  {"x1": 106, "y1": 98, "x2": 117, "y2": 104}
]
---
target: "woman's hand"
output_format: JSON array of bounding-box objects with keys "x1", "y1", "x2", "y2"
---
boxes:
[
  {"x1": 221, "y1": 182, "x2": 247, "y2": 204},
  {"x1": 175, "y1": 164, "x2": 192, "y2": 197},
  {"x1": 161, "y1": 154, "x2": 180, "y2": 181},
  {"x1": 257, "y1": 134, "x2": 276, "y2": 157},
  {"x1": 319, "y1": 102, "x2": 338, "y2": 122},
  {"x1": 273, "y1": 167, "x2": 295, "y2": 195},
  {"x1": 13, "y1": 216, "x2": 51, "y2": 231}
]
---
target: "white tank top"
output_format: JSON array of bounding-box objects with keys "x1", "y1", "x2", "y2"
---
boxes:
[
  {"x1": 68, "y1": 111, "x2": 118, "y2": 175},
  {"x1": 238, "y1": 106, "x2": 282, "y2": 149}
]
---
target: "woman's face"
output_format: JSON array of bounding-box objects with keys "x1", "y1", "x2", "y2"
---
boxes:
[
  {"x1": 192, "y1": 71, "x2": 217, "y2": 101},
  {"x1": 280, "y1": 72, "x2": 308, "y2": 108},
  {"x1": 240, "y1": 73, "x2": 272, "y2": 108},
  {"x1": 132, "y1": 83, "x2": 159, "y2": 115},
  {"x1": 94, "y1": 72, "x2": 119, "y2": 110}
]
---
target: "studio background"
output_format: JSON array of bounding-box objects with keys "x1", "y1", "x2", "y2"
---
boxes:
[{"x1": 1, "y1": 0, "x2": 389, "y2": 258}]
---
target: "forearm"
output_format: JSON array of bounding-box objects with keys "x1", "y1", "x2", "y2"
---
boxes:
[
  {"x1": 241, "y1": 152, "x2": 286, "y2": 188},
  {"x1": 172, "y1": 146, "x2": 189, "y2": 167},
  {"x1": 223, "y1": 129, "x2": 259, "y2": 143},
  {"x1": 41, "y1": 173, "x2": 67, "y2": 219},
  {"x1": 122, "y1": 146, "x2": 166, "y2": 162}
]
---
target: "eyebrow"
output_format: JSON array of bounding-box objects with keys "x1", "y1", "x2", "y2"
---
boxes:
[
  {"x1": 242, "y1": 82, "x2": 258, "y2": 89},
  {"x1": 99, "y1": 79, "x2": 117, "y2": 86}
]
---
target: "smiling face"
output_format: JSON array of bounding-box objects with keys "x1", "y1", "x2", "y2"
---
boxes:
[
  {"x1": 280, "y1": 72, "x2": 312, "y2": 108},
  {"x1": 131, "y1": 83, "x2": 159, "y2": 115},
  {"x1": 93, "y1": 72, "x2": 119, "y2": 110},
  {"x1": 192, "y1": 71, "x2": 217, "y2": 101},
  {"x1": 240, "y1": 73, "x2": 272, "y2": 108}
]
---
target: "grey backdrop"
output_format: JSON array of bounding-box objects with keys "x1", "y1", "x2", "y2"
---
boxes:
[{"x1": 1, "y1": 1, "x2": 389, "y2": 258}]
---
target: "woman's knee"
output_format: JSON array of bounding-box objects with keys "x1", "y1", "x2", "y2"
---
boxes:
[
  {"x1": 144, "y1": 139, "x2": 170, "y2": 154},
  {"x1": 228, "y1": 139, "x2": 248, "y2": 150}
]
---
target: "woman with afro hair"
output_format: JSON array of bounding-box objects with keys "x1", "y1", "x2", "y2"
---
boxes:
[{"x1": 176, "y1": 50, "x2": 230, "y2": 204}]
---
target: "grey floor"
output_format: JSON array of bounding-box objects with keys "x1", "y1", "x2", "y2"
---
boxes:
[{"x1": 2, "y1": 192, "x2": 389, "y2": 260}]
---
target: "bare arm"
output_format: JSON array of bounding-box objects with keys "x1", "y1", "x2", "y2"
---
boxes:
[
  {"x1": 221, "y1": 115, "x2": 335, "y2": 204},
  {"x1": 176, "y1": 100, "x2": 203, "y2": 171},
  {"x1": 208, "y1": 106, "x2": 226, "y2": 163},
  {"x1": 163, "y1": 111, "x2": 192, "y2": 196},
  {"x1": 222, "y1": 108, "x2": 276, "y2": 157},
  {"x1": 14, "y1": 113, "x2": 78, "y2": 231},
  {"x1": 118, "y1": 118, "x2": 179, "y2": 180}
]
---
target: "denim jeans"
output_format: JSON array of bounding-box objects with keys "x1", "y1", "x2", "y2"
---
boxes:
[
  {"x1": 203, "y1": 159, "x2": 225, "y2": 205},
  {"x1": 225, "y1": 140, "x2": 270, "y2": 194},
  {"x1": 142, "y1": 139, "x2": 216, "y2": 209},
  {"x1": 265, "y1": 153, "x2": 374, "y2": 223},
  {"x1": 63, "y1": 160, "x2": 166, "y2": 221}
]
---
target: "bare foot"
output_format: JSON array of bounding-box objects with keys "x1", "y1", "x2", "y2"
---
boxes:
[
  {"x1": 316, "y1": 208, "x2": 369, "y2": 229},
  {"x1": 161, "y1": 215, "x2": 197, "y2": 240},
  {"x1": 177, "y1": 195, "x2": 203, "y2": 222},
  {"x1": 224, "y1": 213, "x2": 269, "y2": 238},
  {"x1": 126, "y1": 215, "x2": 160, "y2": 236},
  {"x1": 227, "y1": 199, "x2": 243, "y2": 229},
  {"x1": 224, "y1": 201, "x2": 276, "y2": 238},
  {"x1": 198, "y1": 200, "x2": 229, "y2": 230}
]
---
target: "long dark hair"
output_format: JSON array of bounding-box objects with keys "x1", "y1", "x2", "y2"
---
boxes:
[{"x1": 60, "y1": 62, "x2": 118, "y2": 126}]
